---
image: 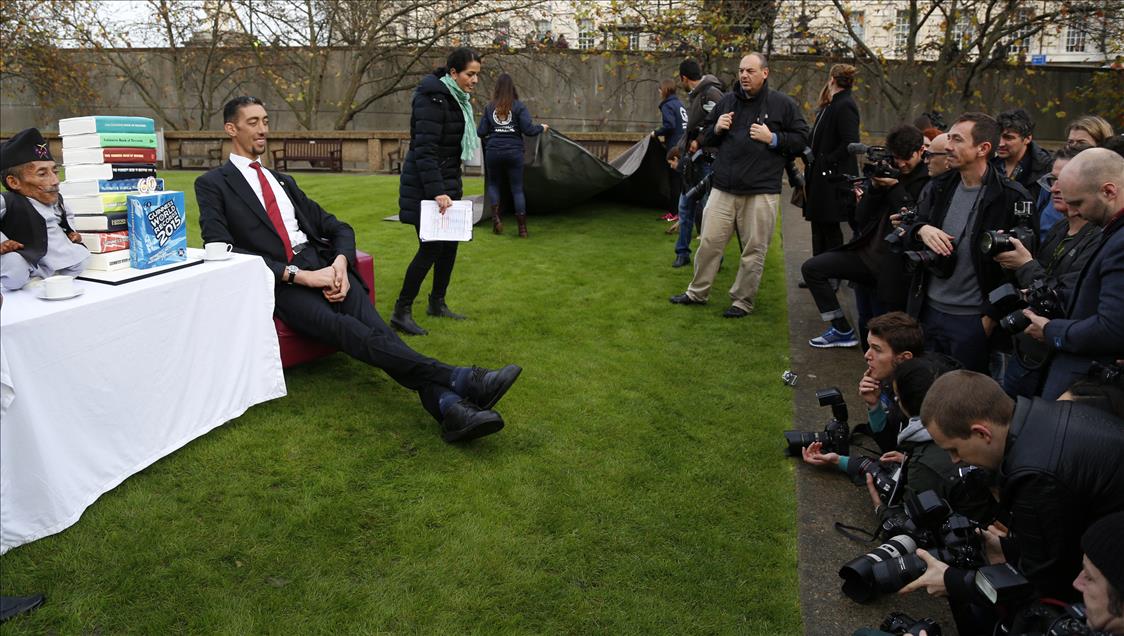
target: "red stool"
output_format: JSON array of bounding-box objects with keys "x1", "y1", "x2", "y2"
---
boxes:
[{"x1": 275, "y1": 249, "x2": 376, "y2": 368}]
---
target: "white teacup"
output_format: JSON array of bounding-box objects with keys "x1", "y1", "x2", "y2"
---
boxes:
[
  {"x1": 204, "y1": 242, "x2": 234, "y2": 260},
  {"x1": 43, "y1": 275, "x2": 75, "y2": 298}
]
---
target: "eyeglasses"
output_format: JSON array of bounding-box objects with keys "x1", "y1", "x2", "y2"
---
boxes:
[
  {"x1": 922, "y1": 150, "x2": 951, "y2": 160},
  {"x1": 1038, "y1": 173, "x2": 1058, "y2": 190}
]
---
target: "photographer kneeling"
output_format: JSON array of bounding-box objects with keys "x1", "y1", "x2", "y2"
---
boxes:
[
  {"x1": 990, "y1": 144, "x2": 1102, "y2": 397},
  {"x1": 802, "y1": 125, "x2": 929, "y2": 348},
  {"x1": 898, "y1": 371, "x2": 1124, "y2": 606}
]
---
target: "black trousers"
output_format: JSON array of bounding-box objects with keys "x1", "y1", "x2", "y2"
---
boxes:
[
  {"x1": 920, "y1": 306, "x2": 990, "y2": 373},
  {"x1": 397, "y1": 229, "x2": 459, "y2": 306},
  {"x1": 275, "y1": 248, "x2": 455, "y2": 420},
  {"x1": 800, "y1": 249, "x2": 877, "y2": 322},
  {"x1": 810, "y1": 221, "x2": 844, "y2": 256}
]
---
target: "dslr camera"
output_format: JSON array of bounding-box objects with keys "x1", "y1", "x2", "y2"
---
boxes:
[
  {"x1": 880, "y1": 611, "x2": 942, "y2": 636},
  {"x1": 988, "y1": 279, "x2": 1065, "y2": 334},
  {"x1": 902, "y1": 247, "x2": 956, "y2": 279},
  {"x1": 979, "y1": 200, "x2": 1037, "y2": 257},
  {"x1": 783, "y1": 387, "x2": 849, "y2": 457},
  {"x1": 856, "y1": 145, "x2": 902, "y2": 180},
  {"x1": 846, "y1": 456, "x2": 901, "y2": 503},
  {"x1": 883, "y1": 205, "x2": 918, "y2": 252},
  {"x1": 839, "y1": 489, "x2": 984, "y2": 603}
]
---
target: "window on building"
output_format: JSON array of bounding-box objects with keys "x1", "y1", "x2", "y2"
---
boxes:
[
  {"x1": 492, "y1": 20, "x2": 509, "y2": 47},
  {"x1": 627, "y1": 29, "x2": 641, "y2": 50},
  {"x1": 1065, "y1": 24, "x2": 1086, "y2": 52},
  {"x1": 535, "y1": 19, "x2": 551, "y2": 41},
  {"x1": 1008, "y1": 9, "x2": 1033, "y2": 54},
  {"x1": 578, "y1": 19, "x2": 595, "y2": 49},
  {"x1": 952, "y1": 11, "x2": 974, "y2": 49},
  {"x1": 894, "y1": 9, "x2": 911, "y2": 54},
  {"x1": 850, "y1": 10, "x2": 865, "y2": 43}
]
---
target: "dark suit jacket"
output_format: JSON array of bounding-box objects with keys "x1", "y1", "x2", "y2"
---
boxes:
[{"x1": 195, "y1": 160, "x2": 360, "y2": 285}]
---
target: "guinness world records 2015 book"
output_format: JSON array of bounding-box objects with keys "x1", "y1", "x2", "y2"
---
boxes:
[{"x1": 127, "y1": 191, "x2": 187, "y2": 269}]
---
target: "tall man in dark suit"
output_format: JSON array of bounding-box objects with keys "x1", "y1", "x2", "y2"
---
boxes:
[{"x1": 196, "y1": 96, "x2": 521, "y2": 442}]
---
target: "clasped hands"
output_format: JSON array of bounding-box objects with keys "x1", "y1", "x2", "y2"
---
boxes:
[
  {"x1": 1, "y1": 231, "x2": 82, "y2": 255},
  {"x1": 296, "y1": 254, "x2": 350, "y2": 303}
]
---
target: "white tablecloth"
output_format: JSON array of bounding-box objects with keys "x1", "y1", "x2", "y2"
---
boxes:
[{"x1": 0, "y1": 251, "x2": 286, "y2": 553}]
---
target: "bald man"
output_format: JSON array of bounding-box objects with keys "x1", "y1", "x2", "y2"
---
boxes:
[
  {"x1": 924, "y1": 133, "x2": 952, "y2": 178},
  {"x1": 1024, "y1": 148, "x2": 1124, "y2": 398}
]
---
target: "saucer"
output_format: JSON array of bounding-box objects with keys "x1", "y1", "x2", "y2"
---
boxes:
[
  {"x1": 203, "y1": 254, "x2": 233, "y2": 261},
  {"x1": 37, "y1": 287, "x2": 85, "y2": 301}
]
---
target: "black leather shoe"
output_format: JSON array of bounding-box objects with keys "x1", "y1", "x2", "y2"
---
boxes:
[
  {"x1": 464, "y1": 364, "x2": 522, "y2": 409},
  {"x1": 672, "y1": 254, "x2": 690, "y2": 268},
  {"x1": 391, "y1": 303, "x2": 428, "y2": 335},
  {"x1": 441, "y1": 400, "x2": 504, "y2": 442},
  {"x1": 0, "y1": 595, "x2": 45, "y2": 623},
  {"x1": 669, "y1": 292, "x2": 705, "y2": 305},
  {"x1": 722, "y1": 306, "x2": 750, "y2": 318},
  {"x1": 427, "y1": 296, "x2": 466, "y2": 320}
]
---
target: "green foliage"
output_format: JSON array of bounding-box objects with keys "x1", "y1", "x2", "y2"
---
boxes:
[{"x1": 0, "y1": 172, "x2": 800, "y2": 635}]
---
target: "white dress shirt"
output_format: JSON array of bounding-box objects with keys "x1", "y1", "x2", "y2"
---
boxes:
[{"x1": 228, "y1": 152, "x2": 308, "y2": 247}]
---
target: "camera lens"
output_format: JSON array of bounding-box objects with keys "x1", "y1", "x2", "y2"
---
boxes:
[
  {"x1": 839, "y1": 534, "x2": 918, "y2": 603},
  {"x1": 979, "y1": 231, "x2": 1014, "y2": 256},
  {"x1": 871, "y1": 554, "x2": 928, "y2": 594},
  {"x1": 1000, "y1": 310, "x2": 1031, "y2": 334}
]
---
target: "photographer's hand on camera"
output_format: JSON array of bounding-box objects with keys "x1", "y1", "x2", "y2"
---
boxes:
[
  {"x1": 981, "y1": 524, "x2": 1007, "y2": 565},
  {"x1": 872, "y1": 176, "x2": 900, "y2": 189},
  {"x1": 899, "y1": 549, "x2": 951, "y2": 597},
  {"x1": 1021, "y1": 309, "x2": 1050, "y2": 342},
  {"x1": 917, "y1": 225, "x2": 955, "y2": 257},
  {"x1": 993, "y1": 237, "x2": 1033, "y2": 270}
]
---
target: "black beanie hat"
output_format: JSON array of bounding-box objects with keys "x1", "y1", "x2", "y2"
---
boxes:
[
  {"x1": 1082, "y1": 511, "x2": 1124, "y2": 594},
  {"x1": 0, "y1": 128, "x2": 53, "y2": 172}
]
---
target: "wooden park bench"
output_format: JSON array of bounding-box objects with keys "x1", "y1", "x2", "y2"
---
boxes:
[
  {"x1": 167, "y1": 139, "x2": 222, "y2": 169},
  {"x1": 271, "y1": 139, "x2": 343, "y2": 172},
  {"x1": 579, "y1": 139, "x2": 610, "y2": 162}
]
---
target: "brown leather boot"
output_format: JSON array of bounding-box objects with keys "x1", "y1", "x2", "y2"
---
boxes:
[
  {"x1": 491, "y1": 205, "x2": 503, "y2": 234},
  {"x1": 515, "y1": 214, "x2": 528, "y2": 238}
]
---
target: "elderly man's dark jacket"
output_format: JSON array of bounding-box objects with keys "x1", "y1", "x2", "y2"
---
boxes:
[
  {"x1": 904, "y1": 166, "x2": 1033, "y2": 318},
  {"x1": 398, "y1": 71, "x2": 465, "y2": 226},
  {"x1": 1041, "y1": 211, "x2": 1124, "y2": 399},
  {"x1": 700, "y1": 79, "x2": 809, "y2": 196},
  {"x1": 0, "y1": 191, "x2": 75, "y2": 266},
  {"x1": 944, "y1": 397, "x2": 1124, "y2": 604}
]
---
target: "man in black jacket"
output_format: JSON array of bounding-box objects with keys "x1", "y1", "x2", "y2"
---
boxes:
[
  {"x1": 197, "y1": 96, "x2": 520, "y2": 443},
  {"x1": 992, "y1": 108, "x2": 1053, "y2": 203},
  {"x1": 671, "y1": 59, "x2": 725, "y2": 268},
  {"x1": 801, "y1": 124, "x2": 928, "y2": 349},
  {"x1": 900, "y1": 370, "x2": 1124, "y2": 606},
  {"x1": 905, "y1": 112, "x2": 1033, "y2": 372},
  {"x1": 670, "y1": 52, "x2": 809, "y2": 318}
]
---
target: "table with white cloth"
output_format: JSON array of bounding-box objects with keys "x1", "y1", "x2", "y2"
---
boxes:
[{"x1": 0, "y1": 250, "x2": 287, "y2": 554}]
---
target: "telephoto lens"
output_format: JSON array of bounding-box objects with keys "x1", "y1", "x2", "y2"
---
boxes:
[
  {"x1": 839, "y1": 534, "x2": 918, "y2": 603},
  {"x1": 870, "y1": 553, "x2": 928, "y2": 595},
  {"x1": 1000, "y1": 309, "x2": 1032, "y2": 334}
]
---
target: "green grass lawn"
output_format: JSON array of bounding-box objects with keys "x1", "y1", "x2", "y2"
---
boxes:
[{"x1": 0, "y1": 172, "x2": 799, "y2": 634}]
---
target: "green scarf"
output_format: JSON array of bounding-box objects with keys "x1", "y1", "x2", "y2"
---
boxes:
[{"x1": 440, "y1": 74, "x2": 480, "y2": 162}]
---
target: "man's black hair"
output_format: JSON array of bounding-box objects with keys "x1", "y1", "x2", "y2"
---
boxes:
[
  {"x1": 955, "y1": 112, "x2": 1001, "y2": 154},
  {"x1": 223, "y1": 96, "x2": 265, "y2": 124},
  {"x1": 996, "y1": 108, "x2": 1035, "y2": 138},
  {"x1": 886, "y1": 124, "x2": 925, "y2": 160},
  {"x1": 679, "y1": 59, "x2": 702, "y2": 81},
  {"x1": 1101, "y1": 134, "x2": 1124, "y2": 160}
]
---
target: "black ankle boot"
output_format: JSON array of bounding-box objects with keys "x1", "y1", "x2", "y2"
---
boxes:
[
  {"x1": 491, "y1": 204, "x2": 503, "y2": 234},
  {"x1": 391, "y1": 300, "x2": 428, "y2": 335},
  {"x1": 427, "y1": 295, "x2": 466, "y2": 320}
]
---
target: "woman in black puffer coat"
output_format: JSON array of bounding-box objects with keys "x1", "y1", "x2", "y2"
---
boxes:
[{"x1": 392, "y1": 47, "x2": 482, "y2": 336}]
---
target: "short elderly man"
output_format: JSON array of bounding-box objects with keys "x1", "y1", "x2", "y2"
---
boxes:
[{"x1": 0, "y1": 128, "x2": 89, "y2": 291}]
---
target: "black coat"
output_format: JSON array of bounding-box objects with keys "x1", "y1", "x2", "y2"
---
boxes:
[
  {"x1": 804, "y1": 89, "x2": 860, "y2": 223},
  {"x1": 196, "y1": 161, "x2": 360, "y2": 286},
  {"x1": 398, "y1": 71, "x2": 466, "y2": 226},
  {"x1": 904, "y1": 166, "x2": 1033, "y2": 318},
  {"x1": 990, "y1": 140, "x2": 1052, "y2": 204},
  {"x1": 700, "y1": 80, "x2": 809, "y2": 196}
]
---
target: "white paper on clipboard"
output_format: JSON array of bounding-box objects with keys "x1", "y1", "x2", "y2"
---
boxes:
[{"x1": 419, "y1": 200, "x2": 474, "y2": 242}]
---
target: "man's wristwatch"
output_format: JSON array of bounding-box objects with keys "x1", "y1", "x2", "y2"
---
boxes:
[{"x1": 284, "y1": 265, "x2": 298, "y2": 284}]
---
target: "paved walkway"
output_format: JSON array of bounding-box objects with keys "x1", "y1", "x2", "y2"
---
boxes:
[{"x1": 777, "y1": 192, "x2": 958, "y2": 636}]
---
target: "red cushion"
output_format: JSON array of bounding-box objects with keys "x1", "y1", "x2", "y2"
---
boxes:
[{"x1": 276, "y1": 250, "x2": 376, "y2": 368}]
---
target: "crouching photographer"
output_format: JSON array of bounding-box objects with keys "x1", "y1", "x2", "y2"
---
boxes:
[
  {"x1": 895, "y1": 371, "x2": 1124, "y2": 629},
  {"x1": 801, "y1": 125, "x2": 929, "y2": 349},
  {"x1": 987, "y1": 144, "x2": 1101, "y2": 397}
]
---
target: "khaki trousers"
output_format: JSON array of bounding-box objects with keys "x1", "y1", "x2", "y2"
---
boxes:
[{"x1": 686, "y1": 188, "x2": 779, "y2": 313}]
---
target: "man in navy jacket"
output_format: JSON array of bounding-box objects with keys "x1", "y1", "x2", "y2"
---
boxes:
[{"x1": 1026, "y1": 148, "x2": 1124, "y2": 399}]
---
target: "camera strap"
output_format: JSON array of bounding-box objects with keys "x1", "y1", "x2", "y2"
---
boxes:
[{"x1": 833, "y1": 520, "x2": 880, "y2": 543}]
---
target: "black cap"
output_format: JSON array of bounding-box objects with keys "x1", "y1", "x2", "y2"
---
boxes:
[
  {"x1": 0, "y1": 128, "x2": 53, "y2": 172},
  {"x1": 1082, "y1": 511, "x2": 1124, "y2": 594}
]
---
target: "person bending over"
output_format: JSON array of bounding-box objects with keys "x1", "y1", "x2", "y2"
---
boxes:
[{"x1": 196, "y1": 96, "x2": 520, "y2": 443}]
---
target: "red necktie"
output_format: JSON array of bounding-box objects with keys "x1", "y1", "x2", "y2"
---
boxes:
[{"x1": 249, "y1": 161, "x2": 293, "y2": 261}]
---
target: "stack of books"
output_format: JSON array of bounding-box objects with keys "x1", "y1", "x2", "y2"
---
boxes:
[{"x1": 59, "y1": 116, "x2": 164, "y2": 271}]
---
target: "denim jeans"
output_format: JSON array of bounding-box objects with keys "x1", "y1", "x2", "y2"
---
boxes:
[{"x1": 675, "y1": 163, "x2": 713, "y2": 256}]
